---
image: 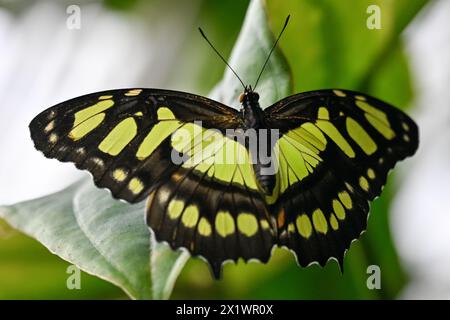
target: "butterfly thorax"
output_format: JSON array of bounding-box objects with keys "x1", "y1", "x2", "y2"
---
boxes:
[{"x1": 241, "y1": 91, "x2": 265, "y2": 129}]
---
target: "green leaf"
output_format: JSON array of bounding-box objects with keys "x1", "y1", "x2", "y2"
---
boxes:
[
  {"x1": 210, "y1": 0, "x2": 291, "y2": 107},
  {"x1": 0, "y1": 0, "x2": 291, "y2": 300},
  {"x1": 266, "y1": 0, "x2": 428, "y2": 91},
  {"x1": 0, "y1": 180, "x2": 189, "y2": 300},
  {"x1": 103, "y1": 0, "x2": 139, "y2": 11}
]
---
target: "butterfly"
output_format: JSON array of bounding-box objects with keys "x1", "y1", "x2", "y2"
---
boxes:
[{"x1": 29, "y1": 17, "x2": 418, "y2": 279}]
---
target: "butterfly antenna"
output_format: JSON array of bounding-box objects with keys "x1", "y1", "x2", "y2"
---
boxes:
[
  {"x1": 253, "y1": 15, "x2": 290, "y2": 90},
  {"x1": 199, "y1": 27, "x2": 246, "y2": 90}
]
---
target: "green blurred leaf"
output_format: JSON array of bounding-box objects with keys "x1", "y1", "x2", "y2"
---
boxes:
[
  {"x1": 103, "y1": 0, "x2": 139, "y2": 11},
  {"x1": 210, "y1": 0, "x2": 291, "y2": 108},
  {"x1": 266, "y1": 0, "x2": 428, "y2": 91},
  {"x1": 0, "y1": 218, "x2": 123, "y2": 300},
  {"x1": 0, "y1": 180, "x2": 189, "y2": 300}
]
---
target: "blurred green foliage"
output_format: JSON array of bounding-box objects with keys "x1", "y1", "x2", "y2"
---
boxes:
[
  {"x1": 1, "y1": 179, "x2": 191, "y2": 300},
  {"x1": 0, "y1": 0, "x2": 429, "y2": 299},
  {"x1": 0, "y1": 219, "x2": 125, "y2": 299},
  {"x1": 104, "y1": 0, "x2": 139, "y2": 11}
]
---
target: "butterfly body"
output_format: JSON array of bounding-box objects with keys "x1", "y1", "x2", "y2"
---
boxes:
[
  {"x1": 30, "y1": 87, "x2": 418, "y2": 279},
  {"x1": 241, "y1": 89, "x2": 264, "y2": 129},
  {"x1": 238, "y1": 88, "x2": 277, "y2": 194}
]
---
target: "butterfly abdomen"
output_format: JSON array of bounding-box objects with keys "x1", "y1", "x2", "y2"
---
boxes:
[
  {"x1": 253, "y1": 162, "x2": 276, "y2": 195},
  {"x1": 250, "y1": 129, "x2": 278, "y2": 195}
]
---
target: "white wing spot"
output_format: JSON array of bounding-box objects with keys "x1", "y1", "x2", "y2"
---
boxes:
[
  {"x1": 402, "y1": 122, "x2": 410, "y2": 131},
  {"x1": 47, "y1": 110, "x2": 56, "y2": 120},
  {"x1": 48, "y1": 133, "x2": 58, "y2": 143},
  {"x1": 44, "y1": 120, "x2": 55, "y2": 133},
  {"x1": 158, "y1": 187, "x2": 171, "y2": 204},
  {"x1": 403, "y1": 134, "x2": 410, "y2": 142},
  {"x1": 90, "y1": 157, "x2": 104, "y2": 168},
  {"x1": 344, "y1": 182, "x2": 354, "y2": 193}
]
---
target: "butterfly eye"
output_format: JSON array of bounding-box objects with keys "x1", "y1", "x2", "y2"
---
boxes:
[
  {"x1": 254, "y1": 93, "x2": 259, "y2": 100},
  {"x1": 239, "y1": 93, "x2": 245, "y2": 103}
]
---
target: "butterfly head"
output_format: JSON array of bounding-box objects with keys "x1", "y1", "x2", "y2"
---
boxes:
[
  {"x1": 240, "y1": 86, "x2": 264, "y2": 128},
  {"x1": 239, "y1": 85, "x2": 260, "y2": 104}
]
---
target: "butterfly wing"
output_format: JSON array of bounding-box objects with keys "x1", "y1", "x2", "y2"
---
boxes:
[
  {"x1": 264, "y1": 89, "x2": 418, "y2": 268},
  {"x1": 29, "y1": 88, "x2": 242, "y2": 203},
  {"x1": 30, "y1": 88, "x2": 275, "y2": 278},
  {"x1": 146, "y1": 123, "x2": 275, "y2": 278}
]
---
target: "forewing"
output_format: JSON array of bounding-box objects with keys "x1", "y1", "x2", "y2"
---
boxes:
[{"x1": 29, "y1": 88, "x2": 241, "y2": 203}]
